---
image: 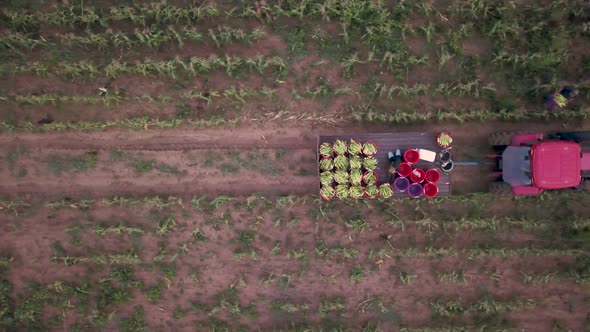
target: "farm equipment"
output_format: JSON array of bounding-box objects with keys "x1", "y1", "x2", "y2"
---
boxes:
[
  {"x1": 489, "y1": 131, "x2": 590, "y2": 195},
  {"x1": 318, "y1": 132, "x2": 452, "y2": 199}
]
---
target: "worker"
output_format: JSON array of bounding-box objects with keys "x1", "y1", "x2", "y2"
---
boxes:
[
  {"x1": 387, "y1": 149, "x2": 402, "y2": 174},
  {"x1": 545, "y1": 85, "x2": 579, "y2": 110}
]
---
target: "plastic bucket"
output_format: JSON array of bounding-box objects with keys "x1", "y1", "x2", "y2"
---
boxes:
[
  {"x1": 394, "y1": 176, "x2": 410, "y2": 192},
  {"x1": 423, "y1": 183, "x2": 439, "y2": 198},
  {"x1": 439, "y1": 149, "x2": 452, "y2": 163},
  {"x1": 441, "y1": 160, "x2": 454, "y2": 173},
  {"x1": 404, "y1": 149, "x2": 420, "y2": 164},
  {"x1": 410, "y1": 168, "x2": 426, "y2": 183},
  {"x1": 425, "y1": 169, "x2": 441, "y2": 183},
  {"x1": 398, "y1": 162, "x2": 412, "y2": 177},
  {"x1": 408, "y1": 183, "x2": 423, "y2": 198}
]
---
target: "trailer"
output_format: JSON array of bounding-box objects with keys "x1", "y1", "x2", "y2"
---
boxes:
[{"x1": 318, "y1": 132, "x2": 452, "y2": 199}]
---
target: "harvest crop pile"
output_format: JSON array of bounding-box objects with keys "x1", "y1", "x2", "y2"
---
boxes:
[
  {"x1": 1, "y1": 0, "x2": 589, "y2": 330},
  {"x1": 319, "y1": 140, "x2": 392, "y2": 200}
]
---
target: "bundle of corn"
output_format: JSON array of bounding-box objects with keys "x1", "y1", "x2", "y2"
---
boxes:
[
  {"x1": 348, "y1": 139, "x2": 362, "y2": 155},
  {"x1": 319, "y1": 157, "x2": 334, "y2": 171},
  {"x1": 320, "y1": 172, "x2": 334, "y2": 186},
  {"x1": 350, "y1": 169, "x2": 362, "y2": 186},
  {"x1": 334, "y1": 155, "x2": 348, "y2": 171},
  {"x1": 362, "y1": 170, "x2": 378, "y2": 186},
  {"x1": 349, "y1": 155, "x2": 362, "y2": 169},
  {"x1": 334, "y1": 170, "x2": 349, "y2": 184},
  {"x1": 364, "y1": 185, "x2": 379, "y2": 199},
  {"x1": 363, "y1": 157, "x2": 378, "y2": 171},
  {"x1": 320, "y1": 186, "x2": 335, "y2": 200},
  {"x1": 349, "y1": 185, "x2": 363, "y2": 199},
  {"x1": 335, "y1": 184, "x2": 349, "y2": 199},
  {"x1": 379, "y1": 183, "x2": 393, "y2": 198},
  {"x1": 319, "y1": 142, "x2": 333, "y2": 157},
  {"x1": 362, "y1": 141, "x2": 377, "y2": 156},
  {"x1": 333, "y1": 139, "x2": 348, "y2": 155}
]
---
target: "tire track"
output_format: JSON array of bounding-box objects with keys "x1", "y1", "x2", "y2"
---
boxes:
[{"x1": 0, "y1": 176, "x2": 319, "y2": 199}]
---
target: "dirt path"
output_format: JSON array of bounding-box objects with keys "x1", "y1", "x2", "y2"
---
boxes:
[{"x1": 1, "y1": 121, "x2": 590, "y2": 198}]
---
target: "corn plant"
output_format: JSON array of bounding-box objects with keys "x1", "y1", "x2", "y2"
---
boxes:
[
  {"x1": 94, "y1": 224, "x2": 144, "y2": 236},
  {"x1": 47, "y1": 199, "x2": 94, "y2": 210}
]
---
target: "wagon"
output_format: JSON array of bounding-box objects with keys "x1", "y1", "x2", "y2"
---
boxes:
[{"x1": 317, "y1": 132, "x2": 452, "y2": 199}]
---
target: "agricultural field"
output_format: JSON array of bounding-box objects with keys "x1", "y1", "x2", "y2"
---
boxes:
[{"x1": 0, "y1": 0, "x2": 589, "y2": 331}]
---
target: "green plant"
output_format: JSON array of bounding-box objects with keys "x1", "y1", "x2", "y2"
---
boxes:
[
  {"x1": 349, "y1": 265, "x2": 365, "y2": 282},
  {"x1": 145, "y1": 281, "x2": 163, "y2": 301}
]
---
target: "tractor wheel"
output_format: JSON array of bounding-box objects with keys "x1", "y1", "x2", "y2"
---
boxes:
[
  {"x1": 552, "y1": 131, "x2": 590, "y2": 143},
  {"x1": 489, "y1": 182, "x2": 512, "y2": 195},
  {"x1": 488, "y1": 132, "x2": 513, "y2": 147}
]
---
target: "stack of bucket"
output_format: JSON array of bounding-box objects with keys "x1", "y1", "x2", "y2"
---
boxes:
[{"x1": 393, "y1": 149, "x2": 440, "y2": 198}]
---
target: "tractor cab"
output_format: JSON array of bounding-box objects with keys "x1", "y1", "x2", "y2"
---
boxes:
[
  {"x1": 490, "y1": 131, "x2": 590, "y2": 195},
  {"x1": 530, "y1": 141, "x2": 581, "y2": 189},
  {"x1": 502, "y1": 141, "x2": 581, "y2": 190}
]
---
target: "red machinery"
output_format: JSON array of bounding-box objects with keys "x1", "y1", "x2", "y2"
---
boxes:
[{"x1": 489, "y1": 131, "x2": 590, "y2": 195}]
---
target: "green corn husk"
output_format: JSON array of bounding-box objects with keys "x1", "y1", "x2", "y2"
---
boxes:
[
  {"x1": 335, "y1": 185, "x2": 349, "y2": 199},
  {"x1": 364, "y1": 185, "x2": 378, "y2": 198},
  {"x1": 348, "y1": 139, "x2": 362, "y2": 155},
  {"x1": 333, "y1": 139, "x2": 348, "y2": 155},
  {"x1": 350, "y1": 169, "x2": 362, "y2": 185},
  {"x1": 363, "y1": 157, "x2": 378, "y2": 170},
  {"x1": 319, "y1": 158, "x2": 334, "y2": 171},
  {"x1": 362, "y1": 142, "x2": 377, "y2": 155},
  {"x1": 320, "y1": 185, "x2": 335, "y2": 200},
  {"x1": 320, "y1": 172, "x2": 334, "y2": 186},
  {"x1": 363, "y1": 170, "x2": 377, "y2": 185},
  {"x1": 334, "y1": 170, "x2": 349, "y2": 184},
  {"x1": 349, "y1": 185, "x2": 363, "y2": 199},
  {"x1": 334, "y1": 155, "x2": 348, "y2": 170},
  {"x1": 319, "y1": 142, "x2": 333, "y2": 157},
  {"x1": 379, "y1": 183, "x2": 393, "y2": 198},
  {"x1": 349, "y1": 156, "x2": 362, "y2": 169},
  {"x1": 437, "y1": 133, "x2": 453, "y2": 147}
]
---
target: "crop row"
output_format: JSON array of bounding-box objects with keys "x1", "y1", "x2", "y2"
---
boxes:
[
  {"x1": 0, "y1": 55, "x2": 288, "y2": 79},
  {"x1": 0, "y1": 26, "x2": 265, "y2": 51},
  {"x1": 1, "y1": 107, "x2": 589, "y2": 132},
  {"x1": 0, "y1": 79, "x2": 502, "y2": 107}
]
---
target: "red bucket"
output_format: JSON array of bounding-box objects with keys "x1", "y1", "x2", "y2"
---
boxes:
[
  {"x1": 410, "y1": 168, "x2": 426, "y2": 183},
  {"x1": 423, "y1": 183, "x2": 439, "y2": 198},
  {"x1": 398, "y1": 162, "x2": 412, "y2": 177},
  {"x1": 425, "y1": 168, "x2": 441, "y2": 183},
  {"x1": 403, "y1": 149, "x2": 420, "y2": 164}
]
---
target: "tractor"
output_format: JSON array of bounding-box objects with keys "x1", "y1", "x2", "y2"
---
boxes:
[{"x1": 488, "y1": 131, "x2": 590, "y2": 195}]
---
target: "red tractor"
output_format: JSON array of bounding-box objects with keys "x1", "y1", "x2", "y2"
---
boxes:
[{"x1": 489, "y1": 131, "x2": 590, "y2": 195}]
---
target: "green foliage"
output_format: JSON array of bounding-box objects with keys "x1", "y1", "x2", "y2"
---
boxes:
[
  {"x1": 46, "y1": 152, "x2": 97, "y2": 175},
  {"x1": 97, "y1": 280, "x2": 132, "y2": 308},
  {"x1": 145, "y1": 281, "x2": 163, "y2": 302},
  {"x1": 120, "y1": 306, "x2": 145, "y2": 332}
]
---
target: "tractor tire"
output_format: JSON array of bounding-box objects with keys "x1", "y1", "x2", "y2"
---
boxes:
[
  {"x1": 552, "y1": 131, "x2": 590, "y2": 143},
  {"x1": 489, "y1": 182, "x2": 512, "y2": 195},
  {"x1": 488, "y1": 132, "x2": 513, "y2": 147}
]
